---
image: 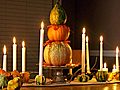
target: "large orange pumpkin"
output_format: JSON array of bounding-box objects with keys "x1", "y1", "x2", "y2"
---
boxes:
[
  {"x1": 47, "y1": 25, "x2": 70, "y2": 41},
  {"x1": 44, "y1": 42, "x2": 72, "y2": 66}
]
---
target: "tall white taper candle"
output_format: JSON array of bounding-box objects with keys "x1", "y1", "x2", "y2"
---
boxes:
[
  {"x1": 100, "y1": 36, "x2": 103, "y2": 71},
  {"x1": 13, "y1": 37, "x2": 17, "y2": 71},
  {"x1": 82, "y1": 28, "x2": 86, "y2": 73},
  {"x1": 3, "y1": 45, "x2": 7, "y2": 71},
  {"x1": 39, "y1": 21, "x2": 44, "y2": 76},
  {"x1": 116, "y1": 46, "x2": 119, "y2": 72},
  {"x1": 86, "y1": 36, "x2": 90, "y2": 73},
  {"x1": 22, "y1": 41, "x2": 26, "y2": 72}
]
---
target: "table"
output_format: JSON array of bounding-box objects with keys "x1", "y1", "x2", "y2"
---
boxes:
[{"x1": 21, "y1": 83, "x2": 120, "y2": 90}]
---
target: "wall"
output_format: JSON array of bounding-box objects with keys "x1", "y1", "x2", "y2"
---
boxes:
[
  {"x1": 62, "y1": 0, "x2": 120, "y2": 50},
  {"x1": 0, "y1": 0, "x2": 52, "y2": 71}
]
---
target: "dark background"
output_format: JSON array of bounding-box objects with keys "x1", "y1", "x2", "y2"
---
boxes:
[{"x1": 62, "y1": 0, "x2": 120, "y2": 50}]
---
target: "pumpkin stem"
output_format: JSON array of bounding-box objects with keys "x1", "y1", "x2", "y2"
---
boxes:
[
  {"x1": 52, "y1": 0, "x2": 61, "y2": 7},
  {"x1": 53, "y1": 25, "x2": 59, "y2": 30},
  {"x1": 56, "y1": 0, "x2": 61, "y2": 4}
]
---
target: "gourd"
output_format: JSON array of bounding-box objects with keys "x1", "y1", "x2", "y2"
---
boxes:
[
  {"x1": 50, "y1": 1, "x2": 67, "y2": 25},
  {"x1": 7, "y1": 77, "x2": 23, "y2": 90},
  {"x1": 77, "y1": 74, "x2": 90, "y2": 82},
  {"x1": 44, "y1": 42, "x2": 72, "y2": 66},
  {"x1": 35, "y1": 75, "x2": 46, "y2": 85},
  {"x1": 11, "y1": 70, "x2": 20, "y2": 78},
  {"x1": 0, "y1": 69, "x2": 11, "y2": 81},
  {"x1": 96, "y1": 71, "x2": 108, "y2": 82},
  {"x1": 108, "y1": 73, "x2": 114, "y2": 81},
  {"x1": 0, "y1": 69, "x2": 6, "y2": 75},
  {"x1": 0, "y1": 74, "x2": 8, "y2": 88},
  {"x1": 47, "y1": 25, "x2": 70, "y2": 41},
  {"x1": 20, "y1": 72, "x2": 30, "y2": 83}
]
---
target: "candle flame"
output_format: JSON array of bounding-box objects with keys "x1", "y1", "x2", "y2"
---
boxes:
[
  {"x1": 41, "y1": 21, "x2": 44, "y2": 29},
  {"x1": 100, "y1": 35, "x2": 103, "y2": 42},
  {"x1": 3, "y1": 45, "x2": 6, "y2": 54},
  {"x1": 22, "y1": 41, "x2": 25, "y2": 47},
  {"x1": 113, "y1": 64, "x2": 116, "y2": 69},
  {"x1": 86, "y1": 36, "x2": 88, "y2": 42},
  {"x1": 116, "y1": 46, "x2": 119, "y2": 53},
  {"x1": 13, "y1": 37, "x2": 16, "y2": 44},
  {"x1": 82, "y1": 27, "x2": 86, "y2": 34},
  {"x1": 104, "y1": 62, "x2": 107, "y2": 68}
]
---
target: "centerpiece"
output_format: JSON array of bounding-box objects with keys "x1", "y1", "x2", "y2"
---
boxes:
[{"x1": 35, "y1": 0, "x2": 72, "y2": 84}]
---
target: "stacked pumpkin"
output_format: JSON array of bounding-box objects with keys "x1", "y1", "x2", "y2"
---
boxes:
[{"x1": 44, "y1": 1, "x2": 72, "y2": 66}]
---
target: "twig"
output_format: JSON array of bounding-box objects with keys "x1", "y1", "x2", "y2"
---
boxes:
[
  {"x1": 68, "y1": 57, "x2": 98, "y2": 83},
  {"x1": 90, "y1": 57, "x2": 98, "y2": 70},
  {"x1": 68, "y1": 67, "x2": 82, "y2": 83},
  {"x1": 68, "y1": 64, "x2": 87, "y2": 83}
]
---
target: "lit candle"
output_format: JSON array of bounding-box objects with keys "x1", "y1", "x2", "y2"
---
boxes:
[
  {"x1": 112, "y1": 64, "x2": 117, "y2": 73},
  {"x1": 39, "y1": 21, "x2": 44, "y2": 76},
  {"x1": 100, "y1": 35, "x2": 103, "y2": 71},
  {"x1": 104, "y1": 62, "x2": 107, "y2": 68},
  {"x1": 116, "y1": 46, "x2": 119, "y2": 72},
  {"x1": 3, "y1": 45, "x2": 7, "y2": 71},
  {"x1": 103, "y1": 62, "x2": 108, "y2": 72},
  {"x1": 113, "y1": 64, "x2": 116, "y2": 69},
  {"x1": 13, "y1": 37, "x2": 17, "y2": 71},
  {"x1": 22, "y1": 41, "x2": 26, "y2": 72},
  {"x1": 86, "y1": 36, "x2": 90, "y2": 73},
  {"x1": 82, "y1": 27, "x2": 86, "y2": 73}
]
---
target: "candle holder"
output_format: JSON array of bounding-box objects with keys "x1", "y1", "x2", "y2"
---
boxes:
[
  {"x1": 52, "y1": 69, "x2": 66, "y2": 83},
  {"x1": 96, "y1": 70, "x2": 108, "y2": 82},
  {"x1": 35, "y1": 75, "x2": 46, "y2": 85},
  {"x1": 77, "y1": 74, "x2": 90, "y2": 82},
  {"x1": 43, "y1": 65, "x2": 76, "y2": 84}
]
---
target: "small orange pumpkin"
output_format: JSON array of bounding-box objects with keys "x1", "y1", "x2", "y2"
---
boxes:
[
  {"x1": 0, "y1": 69, "x2": 6, "y2": 74},
  {"x1": 11, "y1": 70, "x2": 20, "y2": 78},
  {"x1": 20, "y1": 72, "x2": 30, "y2": 83},
  {"x1": 0, "y1": 69, "x2": 10, "y2": 77},
  {"x1": 47, "y1": 25, "x2": 70, "y2": 41}
]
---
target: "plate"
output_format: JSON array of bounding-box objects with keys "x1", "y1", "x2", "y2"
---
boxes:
[{"x1": 22, "y1": 79, "x2": 120, "y2": 87}]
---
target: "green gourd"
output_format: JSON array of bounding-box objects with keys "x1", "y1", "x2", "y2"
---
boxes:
[
  {"x1": 0, "y1": 74, "x2": 8, "y2": 88},
  {"x1": 77, "y1": 74, "x2": 90, "y2": 82},
  {"x1": 50, "y1": 1, "x2": 67, "y2": 25},
  {"x1": 96, "y1": 71, "x2": 108, "y2": 82},
  {"x1": 35, "y1": 75, "x2": 46, "y2": 85}
]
